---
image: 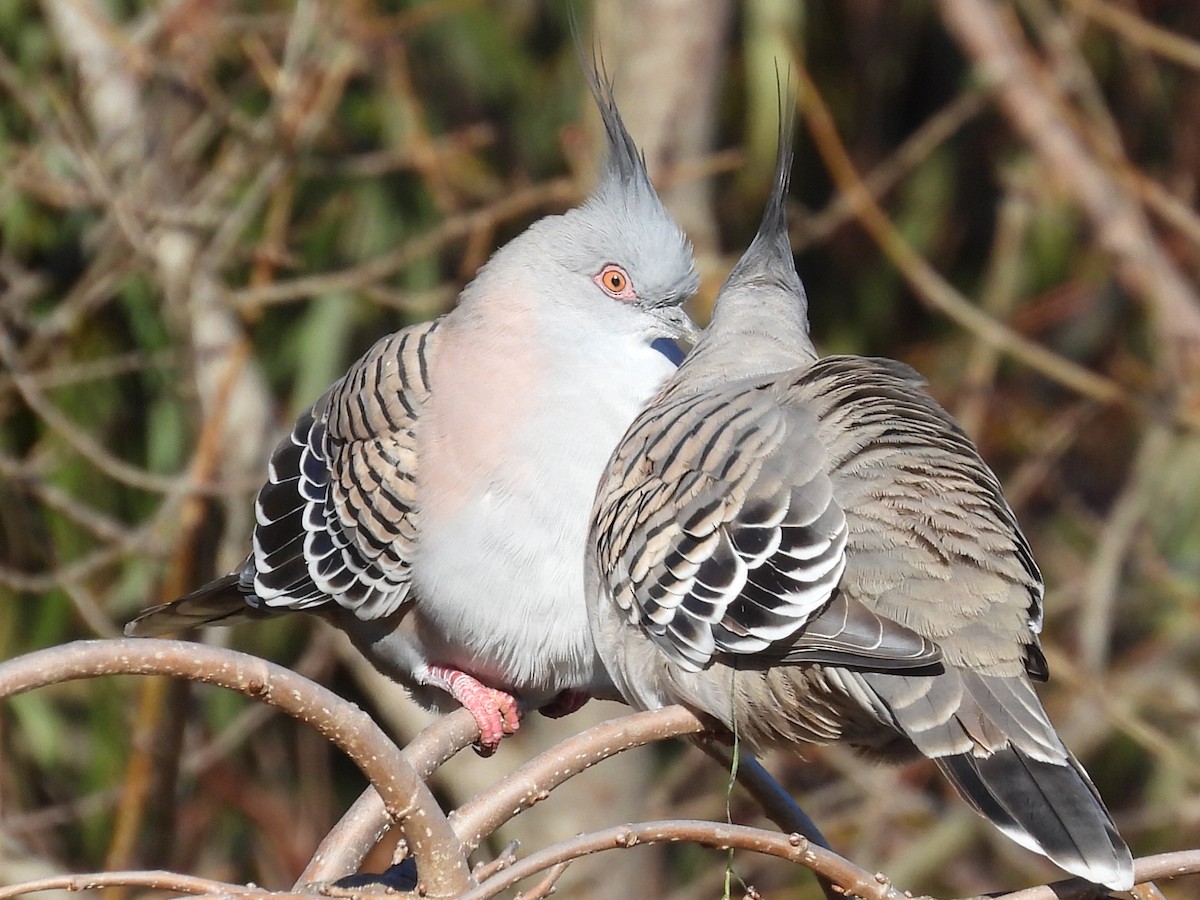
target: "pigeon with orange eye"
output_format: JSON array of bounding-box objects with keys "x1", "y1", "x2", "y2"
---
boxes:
[{"x1": 594, "y1": 263, "x2": 637, "y2": 301}]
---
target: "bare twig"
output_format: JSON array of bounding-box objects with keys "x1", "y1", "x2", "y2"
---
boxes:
[
  {"x1": 696, "y1": 742, "x2": 841, "y2": 900},
  {"x1": 0, "y1": 495, "x2": 182, "y2": 593},
  {"x1": 296, "y1": 708, "x2": 480, "y2": 887},
  {"x1": 992, "y1": 849, "x2": 1200, "y2": 898},
  {"x1": 460, "y1": 819, "x2": 908, "y2": 900},
  {"x1": 229, "y1": 177, "x2": 578, "y2": 311},
  {"x1": 794, "y1": 87, "x2": 988, "y2": 249},
  {"x1": 694, "y1": 741, "x2": 830, "y2": 849},
  {"x1": 1067, "y1": 0, "x2": 1200, "y2": 72},
  {"x1": 937, "y1": 0, "x2": 1200, "y2": 416},
  {"x1": 0, "y1": 869, "x2": 262, "y2": 899},
  {"x1": 518, "y1": 862, "x2": 570, "y2": 900},
  {"x1": 1080, "y1": 424, "x2": 1174, "y2": 672},
  {"x1": 449, "y1": 706, "x2": 706, "y2": 853},
  {"x1": 0, "y1": 327, "x2": 207, "y2": 495},
  {"x1": 0, "y1": 640, "x2": 473, "y2": 898},
  {"x1": 471, "y1": 841, "x2": 521, "y2": 882},
  {"x1": 954, "y1": 185, "x2": 1034, "y2": 438},
  {"x1": 788, "y1": 53, "x2": 1135, "y2": 415}
]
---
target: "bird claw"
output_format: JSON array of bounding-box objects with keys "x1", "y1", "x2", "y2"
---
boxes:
[{"x1": 424, "y1": 665, "x2": 521, "y2": 756}]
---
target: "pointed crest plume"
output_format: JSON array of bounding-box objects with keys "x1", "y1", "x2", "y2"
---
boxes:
[
  {"x1": 578, "y1": 41, "x2": 657, "y2": 201},
  {"x1": 686, "y1": 70, "x2": 816, "y2": 381},
  {"x1": 725, "y1": 71, "x2": 804, "y2": 299}
]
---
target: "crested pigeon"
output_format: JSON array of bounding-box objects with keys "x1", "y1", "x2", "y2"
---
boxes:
[
  {"x1": 587, "y1": 110, "x2": 1134, "y2": 889},
  {"x1": 127, "y1": 70, "x2": 699, "y2": 754}
]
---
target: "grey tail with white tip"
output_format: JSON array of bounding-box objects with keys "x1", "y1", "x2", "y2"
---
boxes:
[{"x1": 937, "y1": 747, "x2": 1134, "y2": 891}]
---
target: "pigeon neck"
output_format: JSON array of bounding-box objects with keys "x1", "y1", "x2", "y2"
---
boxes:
[{"x1": 678, "y1": 290, "x2": 818, "y2": 390}]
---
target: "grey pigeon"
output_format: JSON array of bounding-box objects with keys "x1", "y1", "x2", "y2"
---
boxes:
[
  {"x1": 587, "y1": 107, "x2": 1134, "y2": 889},
  {"x1": 127, "y1": 69, "x2": 699, "y2": 754}
]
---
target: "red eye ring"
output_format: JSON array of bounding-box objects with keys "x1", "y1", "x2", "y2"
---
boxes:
[{"x1": 594, "y1": 264, "x2": 636, "y2": 300}]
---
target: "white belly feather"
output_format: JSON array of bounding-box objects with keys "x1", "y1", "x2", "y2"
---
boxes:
[{"x1": 411, "y1": 334, "x2": 676, "y2": 701}]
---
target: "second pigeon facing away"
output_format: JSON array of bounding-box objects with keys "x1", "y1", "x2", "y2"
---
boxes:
[
  {"x1": 125, "y1": 67, "x2": 699, "y2": 755},
  {"x1": 587, "y1": 108, "x2": 1134, "y2": 890}
]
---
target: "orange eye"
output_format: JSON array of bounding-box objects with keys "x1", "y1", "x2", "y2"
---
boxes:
[{"x1": 595, "y1": 264, "x2": 634, "y2": 300}]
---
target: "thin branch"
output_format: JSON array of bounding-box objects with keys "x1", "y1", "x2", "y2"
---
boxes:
[
  {"x1": 0, "y1": 495, "x2": 182, "y2": 593},
  {"x1": 460, "y1": 819, "x2": 909, "y2": 900},
  {"x1": 1129, "y1": 168, "x2": 1200, "y2": 251},
  {"x1": 1067, "y1": 0, "x2": 1200, "y2": 72},
  {"x1": 936, "y1": 0, "x2": 1200, "y2": 417},
  {"x1": 471, "y1": 841, "x2": 521, "y2": 882},
  {"x1": 403, "y1": 705, "x2": 485, "y2": 777},
  {"x1": 955, "y1": 185, "x2": 1034, "y2": 438},
  {"x1": 0, "y1": 326, "x2": 195, "y2": 495},
  {"x1": 694, "y1": 741, "x2": 830, "y2": 848},
  {"x1": 0, "y1": 640, "x2": 473, "y2": 899},
  {"x1": 229, "y1": 177, "x2": 579, "y2": 310},
  {"x1": 794, "y1": 87, "x2": 988, "y2": 249},
  {"x1": 295, "y1": 708, "x2": 480, "y2": 888},
  {"x1": 0, "y1": 325, "x2": 257, "y2": 498},
  {"x1": 788, "y1": 52, "x2": 1136, "y2": 417},
  {"x1": 0, "y1": 869, "x2": 261, "y2": 899},
  {"x1": 695, "y1": 742, "x2": 841, "y2": 900},
  {"x1": 1080, "y1": 424, "x2": 1173, "y2": 672},
  {"x1": 0, "y1": 349, "x2": 174, "y2": 394},
  {"x1": 992, "y1": 849, "x2": 1200, "y2": 899},
  {"x1": 449, "y1": 706, "x2": 706, "y2": 853},
  {"x1": 229, "y1": 147, "x2": 743, "y2": 313},
  {"x1": 519, "y1": 862, "x2": 570, "y2": 900}
]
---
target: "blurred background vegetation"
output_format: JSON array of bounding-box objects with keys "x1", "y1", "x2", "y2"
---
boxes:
[{"x1": 2, "y1": 0, "x2": 1200, "y2": 897}]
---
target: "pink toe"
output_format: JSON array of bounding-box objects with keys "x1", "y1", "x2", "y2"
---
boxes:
[{"x1": 424, "y1": 665, "x2": 521, "y2": 753}]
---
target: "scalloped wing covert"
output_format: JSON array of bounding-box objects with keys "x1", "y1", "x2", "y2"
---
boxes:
[
  {"x1": 595, "y1": 381, "x2": 857, "y2": 671},
  {"x1": 250, "y1": 320, "x2": 441, "y2": 619},
  {"x1": 788, "y1": 355, "x2": 1046, "y2": 679}
]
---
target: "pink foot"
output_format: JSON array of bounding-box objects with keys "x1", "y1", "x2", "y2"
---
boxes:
[
  {"x1": 538, "y1": 689, "x2": 591, "y2": 719},
  {"x1": 424, "y1": 665, "x2": 520, "y2": 756}
]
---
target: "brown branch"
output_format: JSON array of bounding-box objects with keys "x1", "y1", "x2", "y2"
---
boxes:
[
  {"x1": 1079, "y1": 424, "x2": 1174, "y2": 673},
  {"x1": 470, "y1": 841, "x2": 520, "y2": 883},
  {"x1": 448, "y1": 706, "x2": 707, "y2": 853},
  {"x1": 0, "y1": 325, "x2": 259, "y2": 500},
  {"x1": 788, "y1": 53, "x2": 1135, "y2": 416},
  {"x1": 954, "y1": 185, "x2": 1033, "y2": 438},
  {"x1": 694, "y1": 740, "x2": 831, "y2": 849},
  {"x1": 519, "y1": 862, "x2": 570, "y2": 899},
  {"x1": 936, "y1": 0, "x2": 1200, "y2": 417},
  {"x1": 229, "y1": 177, "x2": 579, "y2": 311},
  {"x1": 1129, "y1": 168, "x2": 1200, "y2": 251},
  {"x1": 1066, "y1": 0, "x2": 1200, "y2": 72},
  {"x1": 695, "y1": 741, "x2": 841, "y2": 900},
  {"x1": 0, "y1": 640, "x2": 474, "y2": 899},
  {"x1": 228, "y1": 147, "x2": 744, "y2": 314},
  {"x1": 460, "y1": 819, "x2": 909, "y2": 900},
  {"x1": 794, "y1": 87, "x2": 988, "y2": 249},
  {"x1": 0, "y1": 497, "x2": 181, "y2": 593},
  {"x1": 0, "y1": 869, "x2": 263, "y2": 899},
  {"x1": 295, "y1": 708, "x2": 480, "y2": 887},
  {"x1": 992, "y1": 849, "x2": 1200, "y2": 899},
  {"x1": 0, "y1": 327, "x2": 200, "y2": 495}
]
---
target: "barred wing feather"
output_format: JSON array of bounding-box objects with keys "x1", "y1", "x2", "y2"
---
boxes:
[
  {"x1": 250, "y1": 321, "x2": 440, "y2": 620},
  {"x1": 596, "y1": 381, "x2": 938, "y2": 672}
]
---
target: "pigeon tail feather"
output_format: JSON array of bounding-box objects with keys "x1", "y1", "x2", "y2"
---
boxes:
[
  {"x1": 123, "y1": 573, "x2": 260, "y2": 636},
  {"x1": 937, "y1": 747, "x2": 1134, "y2": 891}
]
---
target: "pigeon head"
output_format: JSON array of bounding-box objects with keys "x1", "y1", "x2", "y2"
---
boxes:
[{"x1": 493, "y1": 66, "x2": 698, "y2": 345}]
